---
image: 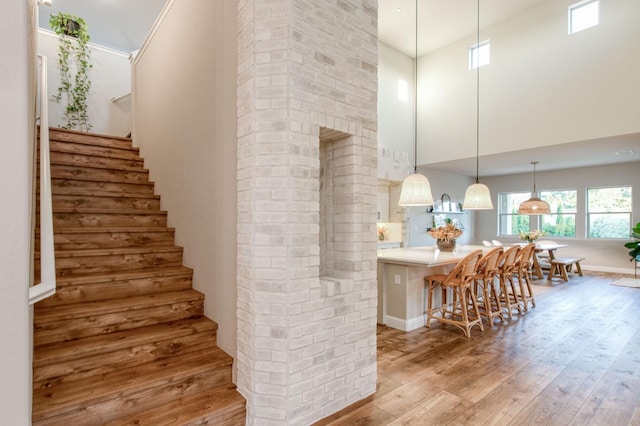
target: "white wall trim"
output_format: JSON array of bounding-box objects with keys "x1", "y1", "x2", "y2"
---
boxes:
[
  {"x1": 385, "y1": 314, "x2": 425, "y2": 332},
  {"x1": 133, "y1": 0, "x2": 176, "y2": 66}
]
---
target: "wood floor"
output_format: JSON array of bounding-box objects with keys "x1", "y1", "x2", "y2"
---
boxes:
[{"x1": 320, "y1": 272, "x2": 640, "y2": 425}]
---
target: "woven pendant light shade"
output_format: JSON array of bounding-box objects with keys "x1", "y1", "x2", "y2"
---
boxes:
[
  {"x1": 399, "y1": 172, "x2": 435, "y2": 207},
  {"x1": 518, "y1": 161, "x2": 550, "y2": 215},
  {"x1": 462, "y1": 182, "x2": 493, "y2": 210}
]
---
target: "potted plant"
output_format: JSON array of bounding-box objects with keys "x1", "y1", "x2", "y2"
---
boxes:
[
  {"x1": 428, "y1": 219, "x2": 463, "y2": 252},
  {"x1": 624, "y1": 222, "x2": 640, "y2": 265},
  {"x1": 49, "y1": 12, "x2": 92, "y2": 131}
]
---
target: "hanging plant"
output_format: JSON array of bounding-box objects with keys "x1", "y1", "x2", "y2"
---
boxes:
[{"x1": 49, "y1": 12, "x2": 92, "y2": 131}]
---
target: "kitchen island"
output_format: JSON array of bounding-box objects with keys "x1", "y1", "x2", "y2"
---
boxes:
[{"x1": 377, "y1": 245, "x2": 488, "y2": 331}]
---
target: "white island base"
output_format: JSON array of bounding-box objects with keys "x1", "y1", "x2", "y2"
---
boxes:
[{"x1": 377, "y1": 245, "x2": 489, "y2": 331}]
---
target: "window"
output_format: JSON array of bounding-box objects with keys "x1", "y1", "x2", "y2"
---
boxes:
[
  {"x1": 539, "y1": 190, "x2": 577, "y2": 237},
  {"x1": 569, "y1": 0, "x2": 599, "y2": 34},
  {"x1": 498, "y1": 192, "x2": 530, "y2": 235},
  {"x1": 469, "y1": 40, "x2": 490, "y2": 69},
  {"x1": 587, "y1": 186, "x2": 632, "y2": 238},
  {"x1": 397, "y1": 79, "x2": 408, "y2": 102}
]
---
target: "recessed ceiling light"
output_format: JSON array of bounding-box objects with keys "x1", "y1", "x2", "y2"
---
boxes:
[
  {"x1": 615, "y1": 150, "x2": 635, "y2": 156},
  {"x1": 396, "y1": 8, "x2": 402, "y2": 12}
]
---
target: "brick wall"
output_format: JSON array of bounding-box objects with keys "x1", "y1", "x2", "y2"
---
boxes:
[{"x1": 236, "y1": 0, "x2": 378, "y2": 424}]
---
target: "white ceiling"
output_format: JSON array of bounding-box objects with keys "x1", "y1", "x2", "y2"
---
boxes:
[{"x1": 37, "y1": 0, "x2": 640, "y2": 176}]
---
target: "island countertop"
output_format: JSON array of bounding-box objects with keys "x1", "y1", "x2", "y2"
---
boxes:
[{"x1": 377, "y1": 245, "x2": 488, "y2": 267}]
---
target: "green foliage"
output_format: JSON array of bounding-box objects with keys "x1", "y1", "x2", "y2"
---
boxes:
[
  {"x1": 624, "y1": 222, "x2": 640, "y2": 262},
  {"x1": 49, "y1": 12, "x2": 92, "y2": 131}
]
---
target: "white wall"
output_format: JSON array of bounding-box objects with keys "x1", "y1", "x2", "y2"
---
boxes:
[
  {"x1": 39, "y1": 29, "x2": 132, "y2": 137},
  {"x1": 475, "y1": 162, "x2": 640, "y2": 274},
  {"x1": 0, "y1": 0, "x2": 33, "y2": 424},
  {"x1": 378, "y1": 42, "x2": 415, "y2": 165},
  {"x1": 417, "y1": 0, "x2": 640, "y2": 165},
  {"x1": 133, "y1": 1, "x2": 237, "y2": 360}
]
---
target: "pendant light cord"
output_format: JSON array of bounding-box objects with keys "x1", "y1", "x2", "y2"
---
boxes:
[
  {"x1": 475, "y1": 0, "x2": 480, "y2": 184},
  {"x1": 532, "y1": 161, "x2": 538, "y2": 193},
  {"x1": 413, "y1": 0, "x2": 419, "y2": 174}
]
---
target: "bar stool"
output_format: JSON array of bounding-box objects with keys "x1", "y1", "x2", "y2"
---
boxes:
[
  {"x1": 496, "y1": 245, "x2": 522, "y2": 319},
  {"x1": 473, "y1": 247, "x2": 504, "y2": 325},
  {"x1": 424, "y1": 250, "x2": 484, "y2": 337},
  {"x1": 515, "y1": 243, "x2": 536, "y2": 311}
]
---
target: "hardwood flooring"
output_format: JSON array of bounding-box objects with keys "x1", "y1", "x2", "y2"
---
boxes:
[{"x1": 319, "y1": 272, "x2": 640, "y2": 425}]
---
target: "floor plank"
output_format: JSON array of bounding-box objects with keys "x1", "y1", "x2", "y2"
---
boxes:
[{"x1": 322, "y1": 273, "x2": 640, "y2": 426}]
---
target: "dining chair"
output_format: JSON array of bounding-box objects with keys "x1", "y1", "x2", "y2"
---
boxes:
[
  {"x1": 496, "y1": 245, "x2": 522, "y2": 319},
  {"x1": 491, "y1": 239, "x2": 504, "y2": 247},
  {"x1": 424, "y1": 249, "x2": 484, "y2": 337},
  {"x1": 473, "y1": 247, "x2": 504, "y2": 325},
  {"x1": 482, "y1": 240, "x2": 493, "y2": 247},
  {"x1": 514, "y1": 243, "x2": 536, "y2": 311}
]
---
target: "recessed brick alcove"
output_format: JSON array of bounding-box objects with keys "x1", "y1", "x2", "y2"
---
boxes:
[{"x1": 236, "y1": 1, "x2": 378, "y2": 424}]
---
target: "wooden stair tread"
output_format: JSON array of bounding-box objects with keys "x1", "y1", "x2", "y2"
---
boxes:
[
  {"x1": 48, "y1": 245, "x2": 182, "y2": 258},
  {"x1": 49, "y1": 127, "x2": 133, "y2": 144},
  {"x1": 32, "y1": 346, "x2": 233, "y2": 422},
  {"x1": 46, "y1": 158, "x2": 147, "y2": 173},
  {"x1": 49, "y1": 130, "x2": 137, "y2": 151},
  {"x1": 48, "y1": 226, "x2": 174, "y2": 234},
  {"x1": 52, "y1": 265, "x2": 192, "y2": 286},
  {"x1": 35, "y1": 289, "x2": 204, "y2": 322},
  {"x1": 51, "y1": 180, "x2": 154, "y2": 193},
  {"x1": 104, "y1": 384, "x2": 246, "y2": 426},
  {"x1": 46, "y1": 191, "x2": 160, "y2": 200},
  {"x1": 34, "y1": 317, "x2": 217, "y2": 367},
  {"x1": 53, "y1": 207, "x2": 166, "y2": 215}
]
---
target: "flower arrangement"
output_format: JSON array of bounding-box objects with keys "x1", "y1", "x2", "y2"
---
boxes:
[
  {"x1": 520, "y1": 229, "x2": 545, "y2": 242},
  {"x1": 377, "y1": 225, "x2": 387, "y2": 241},
  {"x1": 428, "y1": 221, "x2": 463, "y2": 242}
]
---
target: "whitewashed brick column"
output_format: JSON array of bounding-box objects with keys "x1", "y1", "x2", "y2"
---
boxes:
[{"x1": 237, "y1": 1, "x2": 378, "y2": 424}]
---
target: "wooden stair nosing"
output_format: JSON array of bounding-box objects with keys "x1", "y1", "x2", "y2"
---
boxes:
[
  {"x1": 34, "y1": 329, "x2": 220, "y2": 390},
  {"x1": 51, "y1": 178, "x2": 155, "y2": 195},
  {"x1": 34, "y1": 300, "x2": 205, "y2": 347},
  {"x1": 53, "y1": 207, "x2": 167, "y2": 215},
  {"x1": 47, "y1": 265, "x2": 190, "y2": 286},
  {"x1": 45, "y1": 166, "x2": 150, "y2": 185},
  {"x1": 45, "y1": 150, "x2": 144, "y2": 170},
  {"x1": 103, "y1": 384, "x2": 246, "y2": 426},
  {"x1": 44, "y1": 191, "x2": 160, "y2": 201},
  {"x1": 34, "y1": 317, "x2": 218, "y2": 367},
  {"x1": 48, "y1": 127, "x2": 133, "y2": 146},
  {"x1": 43, "y1": 157, "x2": 146, "y2": 173},
  {"x1": 32, "y1": 346, "x2": 233, "y2": 424},
  {"x1": 44, "y1": 245, "x2": 183, "y2": 259},
  {"x1": 49, "y1": 140, "x2": 140, "y2": 161},
  {"x1": 46, "y1": 226, "x2": 174, "y2": 235},
  {"x1": 34, "y1": 289, "x2": 205, "y2": 323},
  {"x1": 37, "y1": 271, "x2": 193, "y2": 307}
]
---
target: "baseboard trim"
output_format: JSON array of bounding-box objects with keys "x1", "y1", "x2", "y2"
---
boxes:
[{"x1": 385, "y1": 314, "x2": 425, "y2": 332}]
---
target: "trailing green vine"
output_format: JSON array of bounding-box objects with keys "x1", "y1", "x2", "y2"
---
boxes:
[{"x1": 49, "y1": 12, "x2": 92, "y2": 131}]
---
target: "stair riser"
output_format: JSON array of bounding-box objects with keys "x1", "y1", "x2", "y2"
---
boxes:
[
  {"x1": 34, "y1": 300, "x2": 204, "y2": 346},
  {"x1": 46, "y1": 151, "x2": 144, "y2": 170},
  {"x1": 50, "y1": 212, "x2": 167, "y2": 228},
  {"x1": 43, "y1": 230, "x2": 175, "y2": 250},
  {"x1": 48, "y1": 129, "x2": 134, "y2": 150},
  {"x1": 46, "y1": 164, "x2": 149, "y2": 184},
  {"x1": 34, "y1": 330, "x2": 218, "y2": 386},
  {"x1": 42, "y1": 251, "x2": 184, "y2": 276},
  {"x1": 49, "y1": 194, "x2": 161, "y2": 211},
  {"x1": 52, "y1": 178, "x2": 155, "y2": 195},
  {"x1": 50, "y1": 140, "x2": 139, "y2": 161},
  {"x1": 37, "y1": 273, "x2": 193, "y2": 307},
  {"x1": 33, "y1": 367, "x2": 232, "y2": 426}
]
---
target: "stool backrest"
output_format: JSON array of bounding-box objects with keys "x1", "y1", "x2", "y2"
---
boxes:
[
  {"x1": 476, "y1": 247, "x2": 504, "y2": 278},
  {"x1": 498, "y1": 245, "x2": 520, "y2": 273},
  {"x1": 517, "y1": 243, "x2": 536, "y2": 268},
  {"x1": 444, "y1": 250, "x2": 483, "y2": 286}
]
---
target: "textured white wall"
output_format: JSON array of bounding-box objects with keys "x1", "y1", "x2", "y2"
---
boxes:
[
  {"x1": 132, "y1": 0, "x2": 238, "y2": 360},
  {"x1": 417, "y1": 0, "x2": 640, "y2": 165},
  {"x1": 38, "y1": 29, "x2": 132, "y2": 137},
  {"x1": 0, "y1": 0, "x2": 33, "y2": 424}
]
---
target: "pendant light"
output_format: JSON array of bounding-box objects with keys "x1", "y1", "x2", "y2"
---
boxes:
[
  {"x1": 518, "y1": 161, "x2": 551, "y2": 215},
  {"x1": 462, "y1": 0, "x2": 493, "y2": 210},
  {"x1": 398, "y1": 0, "x2": 434, "y2": 207}
]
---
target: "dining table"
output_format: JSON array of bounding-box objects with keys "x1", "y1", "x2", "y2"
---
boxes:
[{"x1": 531, "y1": 242, "x2": 568, "y2": 279}]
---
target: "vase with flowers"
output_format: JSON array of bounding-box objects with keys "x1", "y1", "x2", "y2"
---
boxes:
[
  {"x1": 377, "y1": 225, "x2": 387, "y2": 241},
  {"x1": 520, "y1": 229, "x2": 545, "y2": 243},
  {"x1": 428, "y1": 219, "x2": 463, "y2": 252}
]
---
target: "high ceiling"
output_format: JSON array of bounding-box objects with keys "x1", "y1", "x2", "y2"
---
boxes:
[{"x1": 37, "y1": 0, "x2": 640, "y2": 176}]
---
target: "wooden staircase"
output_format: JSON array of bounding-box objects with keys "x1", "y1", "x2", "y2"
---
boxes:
[{"x1": 33, "y1": 128, "x2": 246, "y2": 425}]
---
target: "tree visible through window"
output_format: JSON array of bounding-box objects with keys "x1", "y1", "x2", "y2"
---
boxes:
[
  {"x1": 498, "y1": 192, "x2": 530, "y2": 235},
  {"x1": 540, "y1": 190, "x2": 577, "y2": 237},
  {"x1": 587, "y1": 186, "x2": 632, "y2": 238}
]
